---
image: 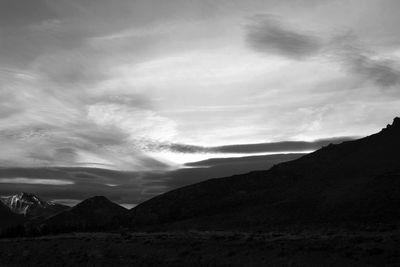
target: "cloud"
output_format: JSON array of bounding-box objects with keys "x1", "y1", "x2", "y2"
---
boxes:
[
  {"x1": 51, "y1": 199, "x2": 81, "y2": 207},
  {"x1": 213, "y1": 137, "x2": 354, "y2": 153},
  {"x1": 326, "y1": 34, "x2": 400, "y2": 89},
  {"x1": 146, "y1": 137, "x2": 355, "y2": 154},
  {"x1": 245, "y1": 14, "x2": 323, "y2": 59},
  {"x1": 87, "y1": 103, "x2": 177, "y2": 143},
  {"x1": 245, "y1": 14, "x2": 400, "y2": 89},
  {"x1": 0, "y1": 108, "x2": 171, "y2": 171},
  {"x1": 0, "y1": 178, "x2": 74, "y2": 185},
  {"x1": 0, "y1": 69, "x2": 173, "y2": 171},
  {"x1": 339, "y1": 52, "x2": 400, "y2": 88}
]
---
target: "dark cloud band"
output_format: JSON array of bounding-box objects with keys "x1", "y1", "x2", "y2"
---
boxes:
[
  {"x1": 245, "y1": 14, "x2": 322, "y2": 59},
  {"x1": 147, "y1": 136, "x2": 355, "y2": 154},
  {"x1": 245, "y1": 14, "x2": 400, "y2": 89}
]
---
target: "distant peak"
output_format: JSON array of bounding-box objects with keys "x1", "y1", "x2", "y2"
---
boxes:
[
  {"x1": 80, "y1": 196, "x2": 111, "y2": 205},
  {"x1": 76, "y1": 196, "x2": 126, "y2": 211}
]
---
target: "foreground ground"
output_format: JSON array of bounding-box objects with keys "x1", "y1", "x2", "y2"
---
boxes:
[{"x1": 0, "y1": 229, "x2": 399, "y2": 266}]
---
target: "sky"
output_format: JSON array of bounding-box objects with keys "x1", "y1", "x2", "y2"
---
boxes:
[{"x1": 1, "y1": 0, "x2": 400, "y2": 206}]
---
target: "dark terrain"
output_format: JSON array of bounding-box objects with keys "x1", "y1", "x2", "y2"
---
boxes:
[
  {"x1": 0, "y1": 202, "x2": 24, "y2": 230},
  {"x1": 1, "y1": 228, "x2": 400, "y2": 267},
  {"x1": 40, "y1": 196, "x2": 128, "y2": 233}
]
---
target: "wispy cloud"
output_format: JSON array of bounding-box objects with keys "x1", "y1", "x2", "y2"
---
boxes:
[
  {"x1": 0, "y1": 178, "x2": 74, "y2": 185},
  {"x1": 335, "y1": 48, "x2": 400, "y2": 88},
  {"x1": 245, "y1": 14, "x2": 400, "y2": 89},
  {"x1": 245, "y1": 14, "x2": 323, "y2": 59}
]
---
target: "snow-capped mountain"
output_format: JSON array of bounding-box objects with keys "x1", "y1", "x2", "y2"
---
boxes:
[{"x1": 0, "y1": 192, "x2": 69, "y2": 218}]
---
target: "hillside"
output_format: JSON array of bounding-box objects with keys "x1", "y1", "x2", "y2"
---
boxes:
[
  {"x1": 0, "y1": 202, "x2": 25, "y2": 231},
  {"x1": 129, "y1": 118, "x2": 400, "y2": 230},
  {"x1": 40, "y1": 196, "x2": 127, "y2": 233}
]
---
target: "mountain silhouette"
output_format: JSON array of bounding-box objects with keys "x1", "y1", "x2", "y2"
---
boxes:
[
  {"x1": 40, "y1": 196, "x2": 127, "y2": 233},
  {"x1": 0, "y1": 192, "x2": 69, "y2": 219},
  {"x1": 128, "y1": 118, "x2": 400, "y2": 230}
]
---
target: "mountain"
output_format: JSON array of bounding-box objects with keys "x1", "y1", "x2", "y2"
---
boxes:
[
  {"x1": 128, "y1": 118, "x2": 400, "y2": 230},
  {"x1": 0, "y1": 201, "x2": 25, "y2": 231},
  {"x1": 40, "y1": 196, "x2": 127, "y2": 233},
  {"x1": 0, "y1": 192, "x2": 69, "y2": 219}
]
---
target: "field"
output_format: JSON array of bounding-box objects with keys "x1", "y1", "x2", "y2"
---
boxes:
[{"x1": 1, "y1": 228, "x2": 399, "y2": 266}]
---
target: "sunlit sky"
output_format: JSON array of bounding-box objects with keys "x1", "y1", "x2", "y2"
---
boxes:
[{"x1": 1, "y1": 0, "x2": 399, "y2": 174}]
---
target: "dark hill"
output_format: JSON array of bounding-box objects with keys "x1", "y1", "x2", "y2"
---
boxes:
[
  {"x1": 0, "y1": 202, "x2": 25, "y2": 231},
  {"x1": 128, "y1": 118, "x2": 400, "y2": 230},
  {"x1": 40, "y1": 196, "x2": 127, "y2": 233}
]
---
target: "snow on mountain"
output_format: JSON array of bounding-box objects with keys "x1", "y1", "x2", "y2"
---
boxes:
[{"x1": 0, "y1": 192, "x2": 69, "y2": 218}]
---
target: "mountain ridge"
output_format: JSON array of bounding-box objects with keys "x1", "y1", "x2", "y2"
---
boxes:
[{"x1": 127, "y1": 117, "x2": 400, "y2": 230}]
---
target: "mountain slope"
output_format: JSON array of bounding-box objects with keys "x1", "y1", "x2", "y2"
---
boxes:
[
  {"x1": 0, "y1": 201, "x2": 25, "y2": 231},
  {"x1": 0, "y1": 192, "x2": 69, "y2": 219},
  {"x1": 129, "y1": 118, "x2": 400, "y2": 230},
  {"x1": 40, "y1": 196, "x2": 127, "y2": 233}
]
